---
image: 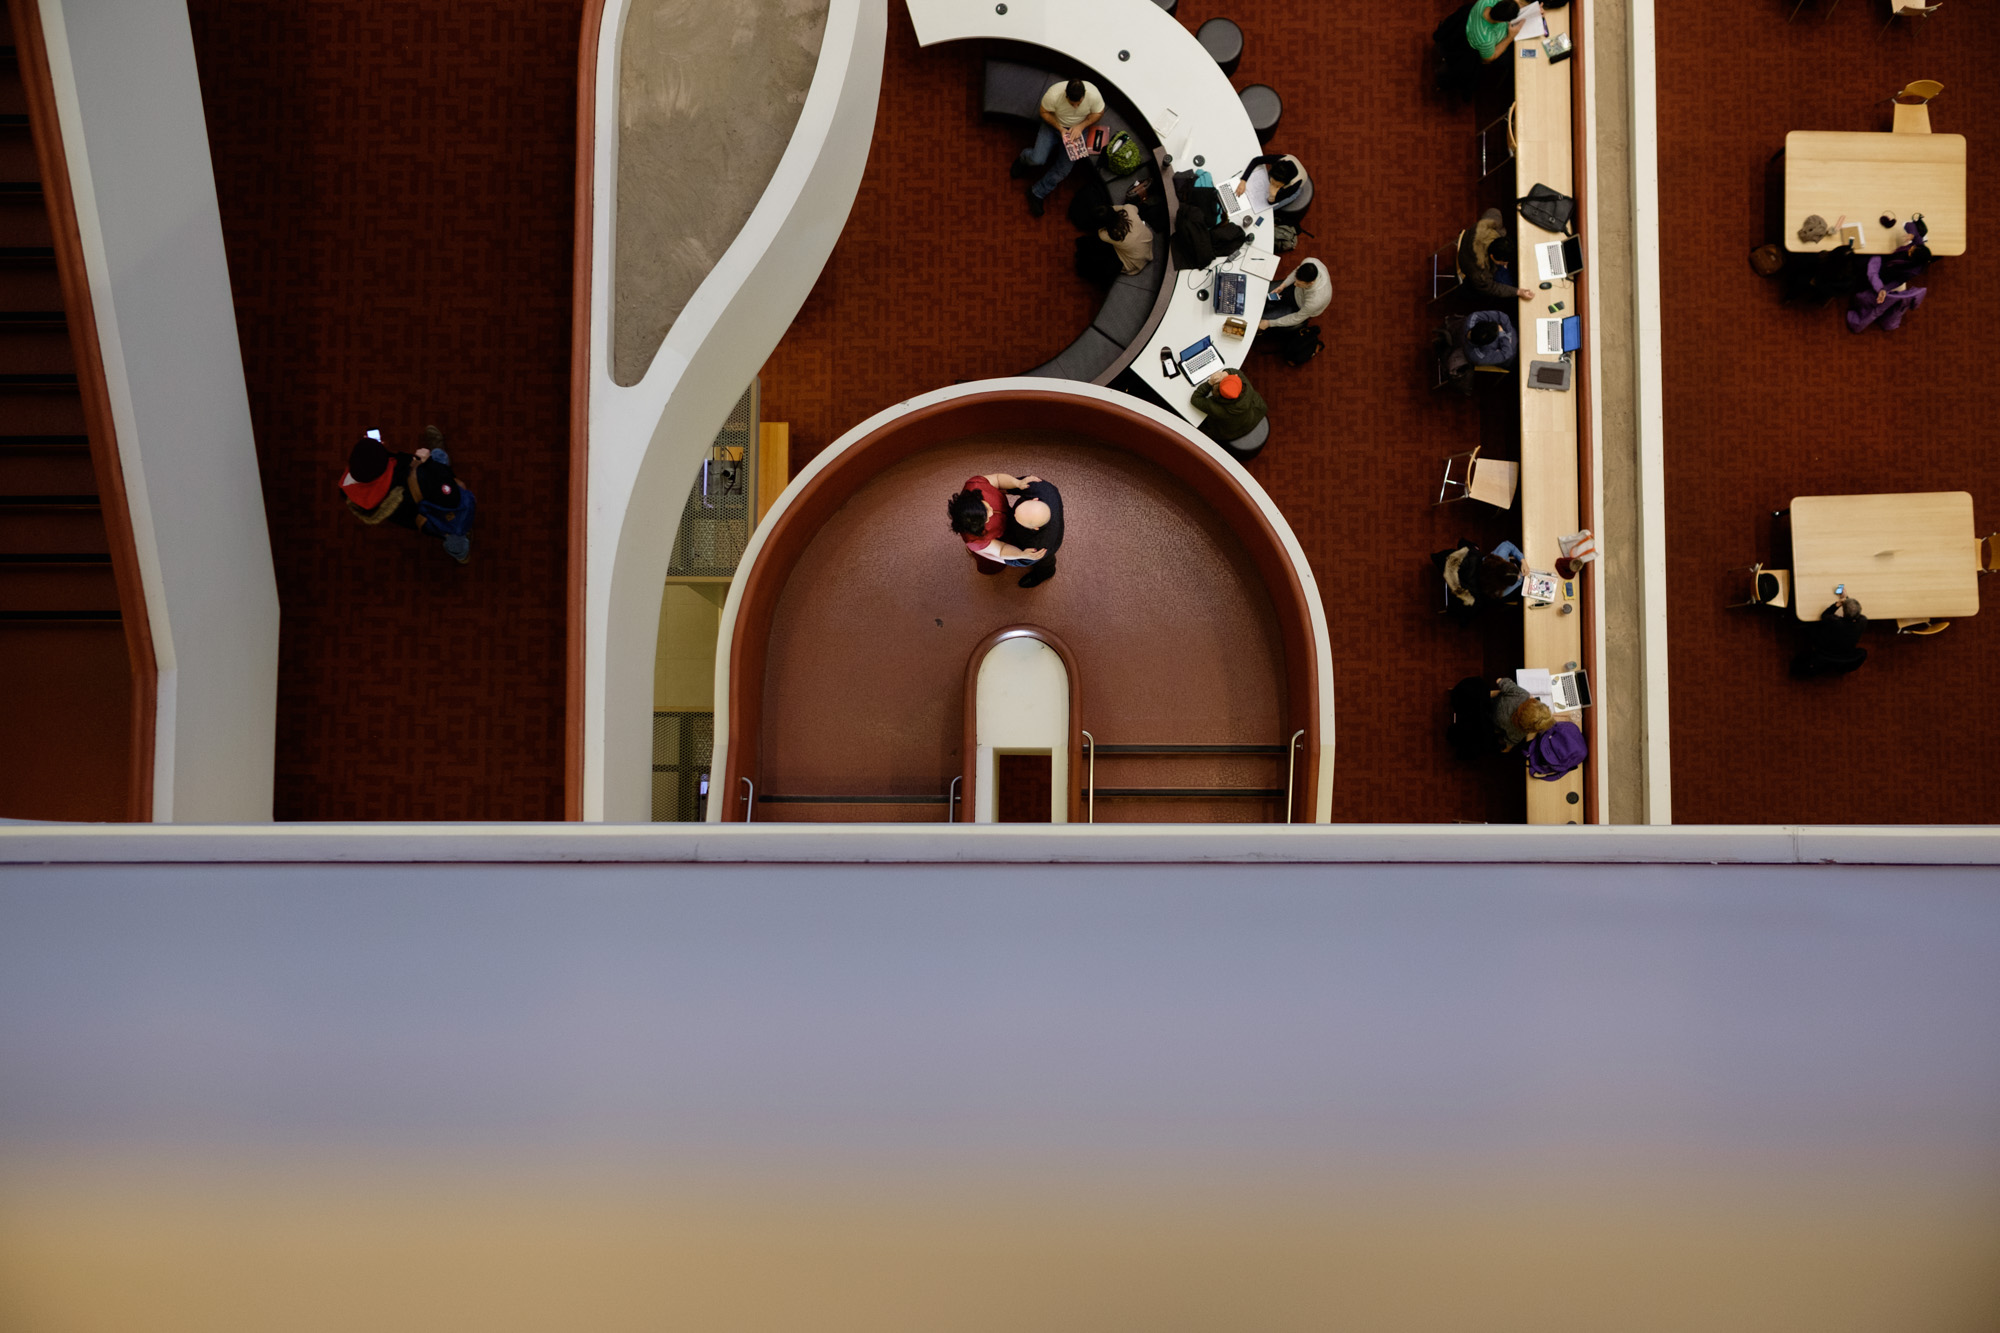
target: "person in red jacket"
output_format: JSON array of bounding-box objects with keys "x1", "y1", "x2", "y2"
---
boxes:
[{"x1": 946, "y1": 472, "x2": 1047, "y2": 575}]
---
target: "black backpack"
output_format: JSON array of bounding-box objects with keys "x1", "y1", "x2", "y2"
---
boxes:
[{"x1": 1269, "y1": 323, "x2": 1322, "y2": 367}]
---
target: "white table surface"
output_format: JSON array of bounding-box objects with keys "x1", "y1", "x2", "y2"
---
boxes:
[{"x1": 906, "y1": 0, "x2": 1269, "y2": 420}]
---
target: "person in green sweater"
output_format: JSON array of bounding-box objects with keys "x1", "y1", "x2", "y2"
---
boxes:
[
  {"x1": 1465, "y1": 0, "x2": 1524, "y2": 62},
  {"x1": 1188, "y1": 369, "x2": 1267, "y2": 447}
]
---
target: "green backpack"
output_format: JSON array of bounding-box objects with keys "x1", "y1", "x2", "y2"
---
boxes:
[{"x1": 1101, "y1": 130, "x2": 1144, "y2": 177}]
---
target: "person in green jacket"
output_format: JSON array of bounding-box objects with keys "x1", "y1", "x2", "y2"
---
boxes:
[{"x1": 1189, "y1": 369, "x2": 1267, "y2": 445}]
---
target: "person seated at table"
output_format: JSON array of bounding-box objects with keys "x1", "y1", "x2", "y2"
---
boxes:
[
  {"x1": 1465, "y1": 0, "x2": 1526, "y2": 62},
  {"x1": 1095, "y1": 203, "x2": 1155, "y2": 276},
  {"x1": 1791, "y1": 591, "x2": 1869, "y2": 678},
  {"x1": 1488, "y1": 677, "x2": 1554, "y2": 752},
  {"x1": 1010, "y1": 78, "x2": 1104, "y2": 218},
  {"x1": 1775, "y1": 240, "x2": 1864, "y2": 307},
  {"x1": 1847, "y1": 220, "x2": 1933, "y2": 334},
  {"x1": 1260, "y1": 259, "x2": 1329, "y2": 330},
  {"x1": 1189, "y1": 368, "x2": 1267, "y2": 446},
  {"x1": 1459, "y1": 208, "x2": 1535, "y2": 303},
  {"x1": 1233, "y1": 152, "x2": 1310, "y2": 212},
  {"x1": 1433, "y1": 538, "x2": 1524, "y2": 621},
  {"x1": 1435, "y1": 309, "x2": 1517, "y2": 390}
]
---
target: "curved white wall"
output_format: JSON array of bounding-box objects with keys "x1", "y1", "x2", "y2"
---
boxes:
[{"x1": 580, "y1": 0, "x2": 888, "y2": 821}]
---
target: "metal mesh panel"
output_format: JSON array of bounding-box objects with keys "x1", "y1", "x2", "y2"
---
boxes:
[
  {"x1": 651, "y1": 711, "x2": 715, "y2": 821},
  {"x1": 666, "y1": 382, "x2": 758, "y2": 577}
]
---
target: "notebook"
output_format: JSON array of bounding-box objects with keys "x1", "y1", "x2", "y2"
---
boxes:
[
  {"x1": 1535, "y1": 316, "x2": 1582, "y2": 356},
  {"x1": 1535, "y1": 234, "x2": 1584, "y2": 281}
]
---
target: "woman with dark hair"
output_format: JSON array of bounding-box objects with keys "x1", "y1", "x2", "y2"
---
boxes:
[
  {"x1": 1095, "y1": 202, "x2": 1154, "y2": 276},
  {"x1": 1234, "y1": 152, "x2": 1311, "y2": 212},
  {"x1": 1847, "y1": 220, "x2": 1933, "y2": 333},
  {"x1": 947, "y1": 472, "x2": 1045, "y2": 575}
]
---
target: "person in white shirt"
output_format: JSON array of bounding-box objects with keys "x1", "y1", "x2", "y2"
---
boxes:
[
  {"x1": 1009, "y1": 79, "x2": 1105, "y2": 217},
  {"x1": 1260, "y1": 259, "x2": 1330, "y2": 330}
]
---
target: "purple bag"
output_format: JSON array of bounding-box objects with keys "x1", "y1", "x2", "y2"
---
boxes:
[{"x1": 1524, "y1": 720, "x2": 1586, "y2": 780}]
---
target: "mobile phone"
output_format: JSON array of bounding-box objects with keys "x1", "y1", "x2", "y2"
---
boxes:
[
  {"x1": 366, "y1": 428, "x2": 382, "y2": 441},
  {"x1": 1834, "y1": 584, "x2": 1845, "y2": 595},
  {"x1": 1159, "y1": 346, "x2": 1179, "y2": 379}
]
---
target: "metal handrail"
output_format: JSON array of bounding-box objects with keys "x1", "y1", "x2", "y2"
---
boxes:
[
  {"x1": 948, "y1": 775, "x2": 961, "y2": 823},
  {"x1": 740, "y1": 776, "x2": 754, "y2": 822},
  {"x1": 1285, "y1": 729, "x2": 1305, "y2": 824},
  {"x1": 1080, "y1": 731, "x2": 1095, "y2": 824}
]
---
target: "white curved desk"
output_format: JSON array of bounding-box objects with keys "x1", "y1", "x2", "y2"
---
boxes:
[{"x1": 906, "y1": 0, "x2": 1273, "y2": 421}]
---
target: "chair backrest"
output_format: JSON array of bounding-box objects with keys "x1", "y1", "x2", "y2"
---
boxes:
[
  {"x1": 1979, "y1": 533, "x2": 1999, "y2": 572},
  {"x1": 1755, "y1": 567, "x2": 1791, "y2": 608},
  {"x1": 1892, "y1": 101, "x2": 1932, "y2": 135},
  {"x1": 1896, "y1": 79, "x2": 1945, "y2": 104}
]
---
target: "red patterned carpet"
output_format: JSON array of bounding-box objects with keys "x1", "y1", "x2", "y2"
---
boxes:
[
  {"x1": 187, "y1": 2, "x2": 580, "y2": 820},
  {"x1": 762, "y1": 6, "x2": 1531, "y2": 823},
  {"x1": 1655, "y1": 6, "x2": 1998, "y2": 824}
]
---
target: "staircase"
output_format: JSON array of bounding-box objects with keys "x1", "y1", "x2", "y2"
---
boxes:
[{"x1": 0, "y1": 11, "x2": 141, "y2": 821}]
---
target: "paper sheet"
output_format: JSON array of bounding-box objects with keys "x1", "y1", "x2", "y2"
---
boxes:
[
  {"x1": 1515, "y1": 668, "x2": 1554, "y2": 703},
  {"x1": 1516, "y1": 2, "x2": 1548, "y2": 39}
]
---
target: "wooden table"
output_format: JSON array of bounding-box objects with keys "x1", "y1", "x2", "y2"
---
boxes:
[
  {"x1": 1789, "y1": 491, "x2": 1981, "y2": 622},
  {"x1": 1512, "y1": 6, "x2": 1586, "y2": 824},
  {"x1": 1783, "y1": 131, "x2": 1967, "y2": 256}
]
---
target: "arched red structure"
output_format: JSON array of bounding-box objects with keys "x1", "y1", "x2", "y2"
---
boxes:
[{"x1": 719, "y1": 388, "x2": 1325, "y2": 822}]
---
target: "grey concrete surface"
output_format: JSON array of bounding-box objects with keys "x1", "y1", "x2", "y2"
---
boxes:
[
  {"x1": 613, "y1": 0, "x2": 830, "y2": 385},
  {"x1": 1589, "y1": 0, "x2": 1643, "y2": 824}
]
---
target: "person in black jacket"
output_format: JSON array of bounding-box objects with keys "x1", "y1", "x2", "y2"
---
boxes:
[
  {"x1": 999, "y1": 477, "x2": 1064, "y2": 589},
  {"x1": 1791, "y1": 591, "x2": 1868, "y2": 677}
]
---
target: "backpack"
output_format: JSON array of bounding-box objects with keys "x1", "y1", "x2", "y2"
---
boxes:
[
  {"x1": 1273, "y1": 222, "x2": 1299, "y2": 253},
  {"x1": 1101, "y1": 130, "x2": 1144, "y2": 177},
  {"x1": 1524, "y1": 720, "x2": 1586, "y2": 780},
  {"x1": 417, "y1": 480, "x2": 476, "y2": 537},
  {"x1": 1269, "y1": 323, "x2": 1322, "y2": 367},
  {"x1": 1209, "y1": 219, "x2": 1248, "y2": 258},
  {"x1": 1519, "y1": 183, "x2": 1575, "y2": 235},
  {"x1": 1171, "y1": 203, "x2": 1216, "y2": 268}
]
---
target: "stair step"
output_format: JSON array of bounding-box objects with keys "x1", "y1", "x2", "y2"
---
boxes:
[
  {"x1": 0, "y1": 552, "x2": 114, "y2": 564},
  {"x1": 0, "y1": 245, "x2": 55, "y2": 261},
  {"x1": 0, "y1": 494, "x2": 99, "y2": 506},
  {"x1": 0, "y1": 310, "x2": 63, "y2": 327},
  {"x1": 0, "y1": 372, "x2": 77, "y2": 386},
  {"x1": 0, "y1": 181, "x2": 41, "y2": 197},
  {"x1": 0, "y1": 327, "x2": 75, "y2": 373},
  {"x1": 0, "y1": 445, "x2": 93, "y2": 494},
  {"x1": 1095, "y1": 788, "x2": 1287, "y2": 800},
  {"x1": 0, "y1": 434, "x2": 89, "y2": 448},
  {"x1": 0, "y1": 115, "x2": 28, "y2": 130},
  {"x1": 0, "y1": 609, "x2": 121, "y2": 622},
  {"x1": 0, "y1": 563, "x2": 119, "y2": 613},
  {"x1": 0, "y1": 509, "x2": 109, "y2": 554}
]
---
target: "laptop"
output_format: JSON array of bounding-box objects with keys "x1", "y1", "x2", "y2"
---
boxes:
[
  {"x1": 1535, "y1": 234, "x2": 1584, "y2": 282},
  {"x1": 1212, "y1": 271, "x2": 1247, "y2": 315},
  {"x1": 1535, "y1": 315, "x2": 1582, "y2": 356},
  {"x1": 1550, "y1": 668, "x2": 1591, "y2": 713},
  {"x1": 1178, "y1": 335, "x2": 1224, "y2": 381}
]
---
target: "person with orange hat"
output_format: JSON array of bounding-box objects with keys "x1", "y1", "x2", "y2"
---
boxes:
[{"x1": 1188, "y1": 367, "x2": 1267, "y2": 447}]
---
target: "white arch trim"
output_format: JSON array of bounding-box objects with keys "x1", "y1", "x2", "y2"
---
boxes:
[
  {"x1": 580, "y1": 0, "x2": 889, "y2": 821},
  {"x1": 705, "y1": 377, "x2": 1338, "y2": 823}
]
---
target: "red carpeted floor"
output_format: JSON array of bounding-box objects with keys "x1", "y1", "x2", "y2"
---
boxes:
[
  {"x1": 760, "y1": 6, "x2": 1531, "y2": 823},
  {"x1": 1655, "y1": 6, "x2": 1999, "y2": 824},
  {"x1": 187, "y1": 2, "x2": 580, "y2": 820}
]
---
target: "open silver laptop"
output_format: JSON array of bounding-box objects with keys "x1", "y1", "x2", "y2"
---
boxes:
[{"x1": 1179, "y1": 335, "x2": 1223, "y2": 381}]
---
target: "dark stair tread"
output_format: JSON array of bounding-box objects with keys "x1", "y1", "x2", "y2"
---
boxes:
[
  {"x1": 0, "y1": 182, "x2": 44, "y2": 196},
  {"x1": 0, "y1": 552, "x2": 113, "y2": 564},
  {"x1": 0, "y1": 311, "x2": 65, "y2": 326},
  {"x1": 0, "y1": 494, "x2": 99, "y2": 506},
  {"x1": 0, "y1": 372, "x2": 78, "y2": 386},
  {"x1": 0, "y1": 435, "x2": 89, "y2": 448},
  {"x1": 0, "y1": 115, "x2": 29, "y2": 130},
  {"x1": 0, "y1": 246, "x2": 56, "y2": 261},
  {"x1": 0, "y1": 609, "x2": 122, "y2": 621}
]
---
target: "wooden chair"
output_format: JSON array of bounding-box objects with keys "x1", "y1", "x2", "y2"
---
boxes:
[
  {"x1": 1436, "y1": 447, "x2": 1518, "y2": 509},
  {"x1": 1896, "y1": 618, "x2": 1950, "y2": 635},
  {"x1": 1478, "y1": 104, "x2": 1517, "y2": 180},
  {"x1": 1890, "y1": 79, "x2": 1944, "y2": 134},
  {"x1": 1978, "y1": 532, "x2": 1998, "y2": 574},
  {"x1": 1726, "y1": 564, "x2": 1791, "y2": 609},
  {"x1": 1884, "y1": 0, "x2": 1942, "y2": 34},
  {"x1": 1431, "y1": 231, "x2": 1465, "y2": 303}
]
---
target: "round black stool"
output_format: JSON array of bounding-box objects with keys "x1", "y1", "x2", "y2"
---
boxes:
[
  {"x1": 1239, "y1": 84, "x2": 1282, "y2": 144},
  {"x1": 1275, "y1": 172, "x2": 1313, "y2": 222},
  {"x1": 1221, "y1": 415, "x2": 1269, "y2": 464},
  {"x1": 1196, "y1": 18, "x2": 1243, "y2": 76},
  {"x1": 1151, "y1": 0, "x2": 1178, "y2": 12}
]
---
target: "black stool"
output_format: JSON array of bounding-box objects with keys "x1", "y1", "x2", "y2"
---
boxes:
[
  {"x1": 1151, "y1": 0, "x2": 1178, "y2": 12},
  {"x1": 1275, "y1": 173, "x2": 1313, "y2": 222},
  {"x1": 1239, "y1": 84, "x2": 1282, "y2": 144},
  {"x1": 1219, "y1": 415, "x2": 1269, "y2": 464},
  {"x1": 1196, "y1": 18, "x2": 1243, "y2": 75}
]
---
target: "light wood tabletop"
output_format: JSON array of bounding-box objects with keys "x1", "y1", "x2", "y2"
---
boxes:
[
  {"x1": 1512, "y1": 7, "x2": 1586, "y2": 824},
  {"x1": 1783, "y1": 130, "x2": 1966, "y2": 256},
  {"x1": 1788, "y1": 491, "x2": 1981, "y2": 622}
]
